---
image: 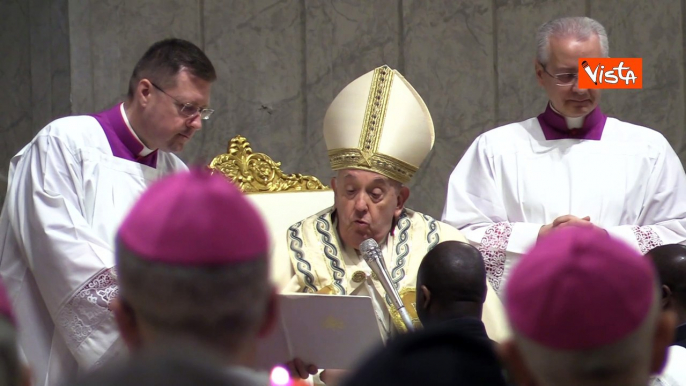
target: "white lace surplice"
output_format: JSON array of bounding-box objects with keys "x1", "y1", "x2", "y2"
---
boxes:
[
  {"x1": 0, "y1": 115, "x2": 186, "y2": 386},
  {"x1": 442, "y1": 117, "x2": 686, "y2": 294}
]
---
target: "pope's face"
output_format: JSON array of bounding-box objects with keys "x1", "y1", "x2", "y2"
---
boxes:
[
  {"x1": 332, "y1": 169, "x2": 409, "y2": 250},
  {"x1": 536, "y1": 34, "x2": 603, "y2": 117}
]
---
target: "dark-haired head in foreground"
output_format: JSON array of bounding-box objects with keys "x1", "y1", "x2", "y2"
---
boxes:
[
  {"x1": 646, "y1": 244, "x2": 686, "y2": 348},
  {"x1": 341, "y1": 315, "x2": 508, "y2": 386},
  {"x1": 416, "y1": 241, "x2": 487, "y2": 326},
  {"x1": 341, "y1": 241, "x2": 507, "y2": 386},
  {"x1": 67, "y1": 343, "x2": 250, "y2": 386}
]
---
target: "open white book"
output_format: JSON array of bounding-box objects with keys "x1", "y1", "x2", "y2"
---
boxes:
[{"x1": 255, "y1": 293, "x2": 384, "y2": 370}]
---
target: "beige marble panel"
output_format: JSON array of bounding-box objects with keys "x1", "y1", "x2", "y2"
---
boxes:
[
  {"x1": 403, "y1": 0, "x2": 495, "y2": 217},
  {"x1": 495, "y1": 0, "x2": 585, "y2": 126},
  {"x1": 69, "y1": 0, "x2": 201, "y2": 114},
  {"x1": 590, "y1": 1, "x2": 686, "y2": 161},
  {"x1": 188, "y1": 0, "x2": 306, "y2": 169},
  {"x1": 302, "y1": 0, "x2": 401, "y2": 184}
]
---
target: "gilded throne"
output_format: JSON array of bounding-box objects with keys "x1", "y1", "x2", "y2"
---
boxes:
[{"x1": 209, "y1": 135, "x2": 334, "y2": 290}]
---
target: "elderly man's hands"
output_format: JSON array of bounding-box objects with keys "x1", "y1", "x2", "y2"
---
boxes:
[
  {"x1": 539, "y1": 215, "x2": 606, "y2": 240},
  {"x1": 285, "y1": 358, "x2": 318, "y2": 379},
  {"x1": 285, "y1": 359, "x2": 348, "y2": 385}
]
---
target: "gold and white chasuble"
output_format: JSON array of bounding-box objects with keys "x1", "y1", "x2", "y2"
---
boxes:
[{"x1": 285, "y1": 206, "x2": 508, "y2": 341}]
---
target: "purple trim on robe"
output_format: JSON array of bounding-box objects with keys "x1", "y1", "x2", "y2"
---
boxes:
[
  {"x1": 91, "y1": 104, "x2": 158, "y2": 168},
  {"x1": 536, "y1": 103, "x2": 607, "y2": 141}
]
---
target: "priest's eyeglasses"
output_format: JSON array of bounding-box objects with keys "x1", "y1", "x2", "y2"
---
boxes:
[
  {"x1": 539, "y1": 63, "x2": 578, "y2": 86},
  {"x1": 151, "y1": 83, "x2": 215, "y2": 120}
]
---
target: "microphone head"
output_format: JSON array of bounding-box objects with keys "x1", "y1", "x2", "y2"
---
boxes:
[{"x1": 359, "y1": 238, "x2": 380, "y2": 254}]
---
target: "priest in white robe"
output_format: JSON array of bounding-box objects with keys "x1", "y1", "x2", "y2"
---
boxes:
[
  {"x1": 0, "y1": 38, "x2": 216, "y2": 386},
  {"x1": 442, "y1": 16, "x2": 686, "y2": 294}
]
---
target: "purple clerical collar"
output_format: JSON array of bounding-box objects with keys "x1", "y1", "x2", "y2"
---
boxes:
[
  {"x1": 537, "y1": 103, "x2": 607, "y2": 141},
  {"x1": 91, "y1": 103, "x2": 158, "y2": 168}
]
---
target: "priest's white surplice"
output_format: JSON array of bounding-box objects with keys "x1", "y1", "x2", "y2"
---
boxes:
[
  {"x1": 442, "y1": 117, "x2": 686, "y2": 294},
  {"x1": 0, "y1": 115, "x2": 187, "y2": 386}
]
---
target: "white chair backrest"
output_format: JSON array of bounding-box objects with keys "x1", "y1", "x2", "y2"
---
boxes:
[
  {"x1": 247, "y1": 190, "x2": 334, "y2": 289},
  {"x1": 210, "y1": 135, "x2": 333, "y2": 290}
]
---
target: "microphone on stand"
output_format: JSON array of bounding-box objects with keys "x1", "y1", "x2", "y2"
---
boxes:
[{"x1": 359, "y1": 238, "x2": 415, "y2": 332}]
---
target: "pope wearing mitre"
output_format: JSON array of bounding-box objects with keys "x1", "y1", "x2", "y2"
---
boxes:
[{"x1": 284, "y1": 65, "x2": 508, "y2": 342}]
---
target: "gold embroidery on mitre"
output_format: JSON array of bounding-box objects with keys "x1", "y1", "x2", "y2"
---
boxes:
[
  {"x1": 328, "y1": 148, "x2": 418, "y2": 184},
  {"x1": 358, "y1": 66, "x2": 394, "y2": 155},
  {"x1": 327, "y1": 66, "x2": 419, "y2": 184},
  {"x1": 359, "y1": 150, "x2": 373, "y2": 167}
]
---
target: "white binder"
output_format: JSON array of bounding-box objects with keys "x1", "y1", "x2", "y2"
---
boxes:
[{"x1": 255, "y1": 293, "x2": 384, "y2": 370}]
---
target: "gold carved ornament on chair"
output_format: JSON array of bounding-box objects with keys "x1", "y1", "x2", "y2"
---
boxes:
[{"x1": 208, "y1": 135, "x2": 329, "y2": 193}]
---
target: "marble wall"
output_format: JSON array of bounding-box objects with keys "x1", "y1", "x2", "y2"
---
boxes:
[
  {"x1": 1, "y1": 0, "x2": 685, "y2": 218},
  {"x1": 0, "y1": 0, "x2": 71, "y2": 207}
]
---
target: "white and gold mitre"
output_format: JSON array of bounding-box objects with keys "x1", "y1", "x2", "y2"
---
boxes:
[{"x1": 323, "y1": 65, "x2": 435, "y2": 184}]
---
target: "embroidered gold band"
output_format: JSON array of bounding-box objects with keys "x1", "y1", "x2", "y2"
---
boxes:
[
  {"x1": 358, "y1": 66, "x2": 394, "y2": 157},
  {"x1": 328, "y1": 148, "x2": 418, "y2": 184},
  {"x1": 326, "y1": 65, "x2": 419, "y2": 183}
]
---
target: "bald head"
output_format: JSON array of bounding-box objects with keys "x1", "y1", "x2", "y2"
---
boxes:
[
  {"x1": 416, "y1": 241, "x2": 487, "y2": 324},
  {"x1": 646, "y1": 244, "x2": 686, "y2": 319}
]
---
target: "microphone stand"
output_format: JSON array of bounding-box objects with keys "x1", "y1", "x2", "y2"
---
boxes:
[{"x1": 359, "y1": 239, "x2": 415, "y2": 332}]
